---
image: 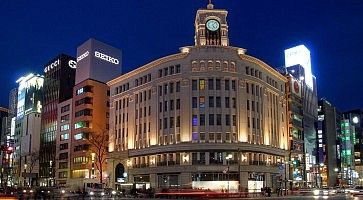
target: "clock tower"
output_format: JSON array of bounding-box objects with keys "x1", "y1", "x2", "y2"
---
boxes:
[{"x1": 194, "y1": 1, "x2": 229, "y2": 46}]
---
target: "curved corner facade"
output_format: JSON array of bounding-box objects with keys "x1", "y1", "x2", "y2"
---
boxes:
[{"x1": 107, "y1": 45, "x2": 289, "y2": 191}]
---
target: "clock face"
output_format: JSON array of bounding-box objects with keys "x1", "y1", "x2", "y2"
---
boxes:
[{"x1": 206, "y1": 19, "x2": 220, "y2": 31}]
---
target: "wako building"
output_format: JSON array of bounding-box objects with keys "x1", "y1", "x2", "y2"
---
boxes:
[{"x1": 107, "y1": 3, "x2": 289, "y2": 192}]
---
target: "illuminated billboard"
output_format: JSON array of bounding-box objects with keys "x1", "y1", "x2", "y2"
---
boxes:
[
  {"x1": 284, "y1": 45, "x2": 313, "y2": 90},
  {"x1": 16, "y1": 73, "x2": 44, "y2": 119}
]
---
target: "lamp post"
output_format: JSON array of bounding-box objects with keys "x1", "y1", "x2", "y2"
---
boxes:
[{"x1": 226, "y1": 154, "x2": 233, "y2": 193}]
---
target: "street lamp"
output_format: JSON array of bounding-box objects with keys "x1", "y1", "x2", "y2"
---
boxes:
[{"x1": 226, "y1": 154, "x2": 233, "y2": 193}]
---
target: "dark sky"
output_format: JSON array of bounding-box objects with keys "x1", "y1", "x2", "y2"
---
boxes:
[{"x1": 1, "y1": 0, "x2": 362, "y2": 111}]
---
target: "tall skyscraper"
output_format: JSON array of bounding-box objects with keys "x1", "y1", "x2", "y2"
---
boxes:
[{"x1": 39, "y1": 54, "x2": 76, "y2": 186}]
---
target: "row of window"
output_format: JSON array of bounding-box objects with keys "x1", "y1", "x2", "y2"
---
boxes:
[
  {"x1": 247, "y1": 117, "x2": 262, "y2": 129},
  {"x1": 245, "y1": 82, "x2": 263, "y2": 96},
  {"x1": 76, "y1": 86, "x2": 92, "y2": 96},
  {"x1": 192, "y1": 132, "x2": 237, "y2": 142},
  {"x1": 75, "y1": 109, "x2": 92, "y2": 117},
  {"x1": 192, "y1": 96, "x2": 236, "y2": 108},
  {"x1": 135, "y1": 122, "x2": 151, "y2": 135},
  {"x1": 115, "y1": 97, "x2": 129, "y2": 110},
  {"x1": 115, "y1": 82, "x2": 130, "y2": 95},
  {"x1": 158, "y1": 64, "x2": 181, "y2": 78},
  {"x1": 247, "y1": 100, "x2": 261, "y2": 113},
  {"x1": 135, "y1": 89, "x2": 152, "y2": 103},
  {"x1": 115, "y1": 113, "x2": 129, "y2": 124},
  {"x1": 245, "y1": 66, "x2": 263, "y2": 79},
  {"x1": 192, "y1": 79, "x2": 237, "y2": 91},
  {"x1": 135, "y1": 106, "x2": 151, "y2": 119},
  {"x1": 159, "y1": 116, "x2": 181, "y2": 129},
  {"x1": 192, "y1": 114, "x2": 237, "y2": 126},
  {"x1": 135, "y1": 74, "x2": 152, "y2": 87},
  {"x1": 159, "y1": 99, "x2": 181, "y2": 112},
  {"x1": 75, "y1": 97, "x2": 92, "y2": 106},
  {"x1": 158, "y1": 81, "x2": 181, "y2": 96}
]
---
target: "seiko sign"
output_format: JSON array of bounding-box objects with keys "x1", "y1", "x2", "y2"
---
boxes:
[
  {"x1": 77, "y1": 51, "x2": 89, "y2": 62},
  {"x1": 94, "y1": 51, "x2": 119, "y2": 65},
  {"x1": 68, "y1": 60, "x2": 77, "y2": 69},
  {"x1": 44, "y1": 59, "x2": 60, "y2": 73}
]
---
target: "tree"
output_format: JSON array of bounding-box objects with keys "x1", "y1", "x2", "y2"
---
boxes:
[
  {"x1": 87, "y1": 128, "x2": 109, "y2": 184},
  {"x1": 22, "y1": 151, "x2": 40, "y2": 186}
]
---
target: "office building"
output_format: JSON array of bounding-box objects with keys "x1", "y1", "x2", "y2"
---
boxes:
[{"x1": 39, "y1": 54, "x2": 76, "y2": 186}]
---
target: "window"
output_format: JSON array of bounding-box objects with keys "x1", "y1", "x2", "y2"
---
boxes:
[
  {"x1": 158, "y1": 69, "x2": 162, "y2": 77},
  {"x1": 169, "y1": 82, "x2": 174, "y2": 93},
  {"x1": 216, "y1": 114, "x2": 222, "y2": 125},
  {"x1": 247, "y1": 100, "x2": 250, "y2": 110},
  {"x1": 225, "y1": 97, "x2": 230, "y2": 108},
  {"x1": 163, "y1": 118, "x2": 168, "y2": 129},
  {"x1": 225, "y1": 114, "x2": 230, "y2": 126},
  {"x1": 209, "y1": 114, "x2": 214, "y2": 125},
  {"x1": 200, "y1": 114, "x2": 205, "y2": 126},
  {"x1": 159, "y1": 102, "x2": 162, "y2": 112},
  {"x1": 59, "y1": 171, "x2": 68, "y2": 178},
  {"x1": 208, "y1": 79, "x2": 214, "y2": 90},
  {"x1": 74, "y1": 121, "x2": 90, "y2": 129},
  {"x1": 61, "y1": 105, "x2": 70, "y2": 113},
  {"x1": 209, "y1": 133, "x2": 215, "y2": 141},
  {"x1": 59, "y1": 153, "x2": 68, "y2": 160},
  {"x1": 216, "y1": 97, "x2": 221, "y2": 108},
  {"x1": 60, "y1": 133, "x2": 69, "y2": 141},
  {"x1": 170, "y1": 65, "x2": 175, "y2": 74},
  {"x1": 246, "y1": 82, "x2": 249, "y2": 93},
  {"x1": 192, "y1": 80, "x2": 198, "y2": 90},
  {"x1": 60, "y1": 124, "x2": 70, "y2": 131},
  {"x1": 225, "y1": 80, "x2": 230, "y2": 90},
  {"x1": 159, "y1": 86, "x2": 162, "y2": 96},
  {"x1": 199, "y1": 79, "x2": 206, "y2": 90},
  {"x1": 176, "y1": 116, "x2": 180, "y2": 127},
  {"x1": 74, "y1": 132, "x2": 89, "y2": 140},
  {"x1": 61, "y1": 114, "x2": 69, "y2": 123},
  {"x1": 192, "y1": 115, "x2": 198, "y2": 126},
  {"x1": 59, "y1": 162, "x2": 68, "y2": 169},
  {"x1": 73, "y1": 156, "x2": 89, "y2": 164},
  {"x1": 60, "y1": 143, "x2": 68, "y2": 150},
  {"x1": 76, "y1": 86, "x2": 92, "y2": 95},
  {"x1": 192, "y1": 97, "x2": 198, "y2": 108},
  {"x1": 164, "y1": 101, "x2": 168, "y2": 111},
  {"x1": 176, "y1": 64, "x2": 181, "y2": 73},
  {"x1": 164, "y1": 84, "x2": 168, "y2": 94},
  {"x1": 252, "y1": 101, "x2": 255, "y2": 111},
  {"x1": 232, "y1": 115, "x2": 236, "y2": 126},
  {"x1": 232, "y1": 98, "x2": 236, "y2": 108},
  {"x1": 209, "y1": 96, "x2": 214, "y2": 107},
  {"x1": 246, "y1": 66, "x2": 249, "y2": 75},
  {"x1": 170, "y1": 117, "x2": 174, "y2": 128},
  {"x1": 164, "y1": 67, "x2": 168, "y2": 76},
  {"x1": 199, "y1": 96, "x2": 205, "y2": 108},
  {"x1": 176, "y1": 81, "x2": 181, "y2": 92},
  {"x1": 232, "y1": 80, "x2": 236, "y2": 91},
  {"x1": 176, "y1": 99, "x2": 180, "y2": 110},
  {"x1": 75, "y1": 109, "x2": 92, "y2": 117},
  {"x1": 75, "y1": 97, "x2": 92, "y2": 106},
  {"x1": 170, "y1": 100, "x2": 174, "y2": 110},
  {"x1": 216, "y1": 79, "x2": 221, "y2": 90}
]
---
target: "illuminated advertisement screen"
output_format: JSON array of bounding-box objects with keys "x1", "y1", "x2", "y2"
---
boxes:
[{"x1": 16, "y1": 82, "x2": 26, "y2": 119}]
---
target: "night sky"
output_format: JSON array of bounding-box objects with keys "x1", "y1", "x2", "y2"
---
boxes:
[{"x1": 1, "y1": 0, "x2": 362, "y2": 111}]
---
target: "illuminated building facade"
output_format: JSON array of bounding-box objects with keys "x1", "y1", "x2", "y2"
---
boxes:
[
  {"x1": 39, "y1": 54, "x2": 76, "y2": 186},
  {"x1": 315, "y1": 99, "x2": 340, "y2": 187},
  {"x1": 13, "y1": 73, "x2": 44, "y2": 186},
  {"x1": 57, "y1": 38, "x2": 121, "y2": 189},
  {"x1": 343, "y1": 109, "x2": 363, "y2": 181},
  {"x1": 107, "y1": 3, "x2": 289, "y2": 192},
  {"x1": 340, "y1": 119, "x2": 356, "y2": 185},
  {"x1": 284, "y1": 45, "x2": 318, "y2": 187}
]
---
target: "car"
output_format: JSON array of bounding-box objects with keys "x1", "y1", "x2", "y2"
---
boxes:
[{"x1": 349, "y1": 186, "x2": 363, "y2": 196}]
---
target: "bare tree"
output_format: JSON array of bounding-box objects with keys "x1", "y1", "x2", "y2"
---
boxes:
[
  {"x1": 22, "y1": 151, "x2": 40, "y2": 186},
  {"x1": 87, "y1": 128, "x2": 108, "y2": 184}
]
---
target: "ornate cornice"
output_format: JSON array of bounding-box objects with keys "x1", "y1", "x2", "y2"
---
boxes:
[
  {"x1": 239, "y1": 54, "x2": 287, "y2": 81},
  {"x1": 107, "y1": 53, "x2": 188, "y2": 86}
]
